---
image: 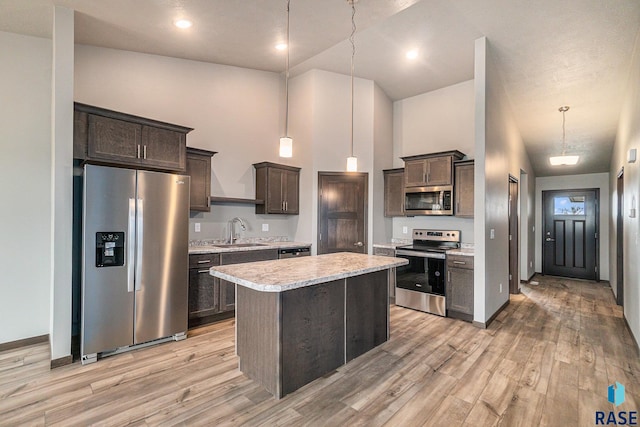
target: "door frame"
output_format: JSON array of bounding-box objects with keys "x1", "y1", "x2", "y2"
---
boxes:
[
  {"x1": 541, "y1": 188, "x2": 600, "y2": 281},
  {"x1": 616, "y1": 168, "x2": 624, "y2": 306},
  {"x1": 508, "y1": 176, "x2": 519, "y2": 294},
  {"x1": 317, "y1": 172, "x2": 368, "y2": 255}
]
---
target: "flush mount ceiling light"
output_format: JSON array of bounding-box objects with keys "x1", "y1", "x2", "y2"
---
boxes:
[
  {"x1": 549, "y1": 106, "x2": 579, "y2": 166},
  {"x1": 279, "y1": 0, "x2": 293, "y2": 158},
  {"x1": 174, "y1": 19, "x2": 192, "y2": 29},
  {"x1": 406, "y1": 49, "x2": 418, "y2": 60},
  {"x1": 346, "y1": 0, "x2": 358, "y2": 172}
]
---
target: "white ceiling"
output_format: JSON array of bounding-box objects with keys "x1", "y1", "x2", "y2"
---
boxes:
[{"x1": 1, "y1": 0, "x2": 639, "y2": 177}]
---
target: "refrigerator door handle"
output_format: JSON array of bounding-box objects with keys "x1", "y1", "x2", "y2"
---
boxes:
[
  {"x1": 135, "y1": 198, "x2": 144, "y2": 291},
  {"x1": 127, "y1": 198, "x2": 136, "y2": 292}
]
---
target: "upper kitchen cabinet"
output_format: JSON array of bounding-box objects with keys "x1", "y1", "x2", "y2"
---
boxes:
[
  {"x1": 383, "y1": 168, "x2": 404, "y2": 217},
  {"x1": 74, "y1": 103, "x2": 192, "y2": 172},
  {"x1": 186, "y1": 147, "x2": 217, "y2": 212},
  {"x1": 454, "y1": 160, "x2": 474, "y2": 218},
  {"x1": 401, "y1": 151, "x2": 465, "y2": 188},
  {"x1": 253, "y1": 162, "x2": 301, "y2": 215}
]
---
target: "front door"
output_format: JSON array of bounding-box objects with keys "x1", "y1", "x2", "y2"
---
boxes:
[
  {"x1": 542, "y1": 189, "x2": 598, "y2": 280},
  {"x1": 318, "y1": 172, "x2": 368, "y2": 254}
]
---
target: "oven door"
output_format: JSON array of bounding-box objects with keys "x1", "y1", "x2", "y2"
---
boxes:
[{"x1": 395, "y1": 250, "x2": 446, "y2": 296}]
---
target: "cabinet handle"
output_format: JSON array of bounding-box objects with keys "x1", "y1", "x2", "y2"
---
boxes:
[
  {"x1": 282, "y1": 201, "x2": 285, "y2": 211},
  {"x1": 197, "y1": 269, "x2": 210, "y2": 274},
  {"x1": 453, "y1": 261, "x2": 466, "y2": 265},
  {"x1": 285, "y1": 201, "x2": 288, "y2": 211},
  {"x1": 137, "y1": 144, "x2": 141, "y2": 159},
  {"x1": 197, "y1": 260, "x2": 211, "y2": 264},
  {"x1": 143, "y1": 145, "x2": 147, "y2": 159}
]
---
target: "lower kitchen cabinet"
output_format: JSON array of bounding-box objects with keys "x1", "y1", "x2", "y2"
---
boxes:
[
  {"x1": 372, "y1": 246, "x2": 396, "y2": 299},
  {"x1": 446, "y1": 254, "x2": 474, "y2": 322},
  {"x1": 188, "y1": 253, "x2": 221, "y2": 325}
]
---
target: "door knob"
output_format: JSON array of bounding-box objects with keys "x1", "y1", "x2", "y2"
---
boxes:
[
  {"x1": 545, "y1": 237, "x2": 555, "y2": 242},
  {"x1": 354, "y1": 242, "x2": 364, "y2": 247}
]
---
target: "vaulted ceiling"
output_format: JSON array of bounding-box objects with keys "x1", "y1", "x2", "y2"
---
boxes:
[{"x1": 2, "y1": 0, "x2": 639, "y2": 176}]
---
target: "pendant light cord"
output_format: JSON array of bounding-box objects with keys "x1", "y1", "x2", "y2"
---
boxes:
[
  {"x1": 284, "y1": 0, "x2": 291, "y2": 137},
  {"x1": 559, "y1": 106, "x2": 569, "y2": 156},
  {"x1": 350, "y1": 1, "x2": 356, "y2": 157}
]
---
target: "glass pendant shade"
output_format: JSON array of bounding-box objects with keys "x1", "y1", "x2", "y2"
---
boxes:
[
  {"x1": 346, "y1": 156, "x2": 358, "y2": 172},
  {"x1": 279, "y1": 137, "x2": 293, "y2": 158},
  {"x1": 549, "y1": 155, "x2": 579, "y2": 166}
]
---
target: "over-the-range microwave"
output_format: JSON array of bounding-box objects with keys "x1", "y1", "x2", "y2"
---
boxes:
[{"x1": 404, "y1": 186, "x2": 453, "y2": 215}]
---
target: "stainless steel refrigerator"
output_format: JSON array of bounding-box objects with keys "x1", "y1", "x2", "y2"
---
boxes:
[{"x1": 81, "y1": 164, "x2": 189, "y2": 364}]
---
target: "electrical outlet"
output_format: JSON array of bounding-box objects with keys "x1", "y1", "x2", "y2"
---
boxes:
[
  {"x1": 402, "y1": 226, "x2": 408, "y2": 234},
  {"x1": 195, "y1": 223, "x2": 201, "y2": 232},
  {"x1": 499, "y1": 283, "x2": 503, "y2": 293},
  {"x1": 262, "y1": 223, "x2": 269, "y2": 232},
  {"x1": 490, "y1": 229, "x2": 495, "y2": 239}
]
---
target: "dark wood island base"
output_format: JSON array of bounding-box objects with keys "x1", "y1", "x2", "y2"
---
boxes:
[{"x1": 237, "y1": 270, "x2": 388, "y2": 398}]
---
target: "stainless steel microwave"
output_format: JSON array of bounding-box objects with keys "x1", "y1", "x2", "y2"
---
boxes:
[{"x1": 404, "y1": 186, "x2": 453, "y2": 215}]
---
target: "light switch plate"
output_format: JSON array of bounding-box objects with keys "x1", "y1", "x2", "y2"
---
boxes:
[
  {"x1": 194, "y1": 223, "x2": 201, "y2": 232},
  {"x1": 262, "y1": 223, "x2": 269, "y2": 232},
  {"x1": 490, "y1": 229, "x2": 495, "y2": 239},
  {"x1": 402, "y1": 226, "x2": 408, "y2": 234}
]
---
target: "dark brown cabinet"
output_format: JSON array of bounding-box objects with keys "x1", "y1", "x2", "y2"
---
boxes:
[
  {"x1": 383, "y1": 168, "x2": 404, "y2": 217},
  {"x1": 454, "y1": 160, "x2": 474, "y2": 218},
  {"x1": 254, "y1": 162, "x2": 301, "y2": 215},
  {"x1": 188, "y1": 253, "x2": 221, "y2": 323},
  {"x1": 219, "y1": 249, "x2": 279, "y2": 312},
  {"x1": 186, "y1": 147, "x2": 216, "y2": 212},
  {"x1": 74, "y1": 103, "x2": 192, "y2": 172},
  {"x1": 401, "y1": 151, "x2": 465, "y2": 188},
  {"x1": 446, "y1": 254, "x2": 474, "y2": 322}
]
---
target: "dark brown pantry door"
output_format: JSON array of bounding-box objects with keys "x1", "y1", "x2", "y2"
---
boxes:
[
  {"x1": 318, "y1": 172, "x2": 368, "y2": 254},
  {"x1": 543, "y1": 189, "x2": 598, "y2": 280}
]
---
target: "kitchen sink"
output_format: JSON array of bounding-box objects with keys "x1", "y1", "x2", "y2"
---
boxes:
[{"x1": 212, "y1": 243, "x2": 268, "y2": 248}]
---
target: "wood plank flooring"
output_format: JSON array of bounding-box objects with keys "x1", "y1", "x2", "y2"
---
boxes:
[{"x1": 1, "y1": 275, "x2": 638, "y2": 426}]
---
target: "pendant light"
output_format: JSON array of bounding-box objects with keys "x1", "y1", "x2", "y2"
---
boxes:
[
  {"x1": 549, "y1": 106, "x2": 579, "y2": 166},
  {"x1": 346, "y1": 0, "x2": 357, "y2": 172},
  {"x1": 279, "y1": 0, "x2": 293, "y2": 158}
]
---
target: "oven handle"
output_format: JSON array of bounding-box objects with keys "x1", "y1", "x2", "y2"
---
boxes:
[{"x1": 396, "y1": 249, "x2": 446, "y2": 260}]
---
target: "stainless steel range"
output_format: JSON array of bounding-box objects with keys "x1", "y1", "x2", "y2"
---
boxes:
[{"x1": 394, "y1": 229, "x2": 460, "y2": 316}]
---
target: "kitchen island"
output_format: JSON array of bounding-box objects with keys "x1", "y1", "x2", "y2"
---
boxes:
[{"x1": 209, "y1": 252, "x2": 408, "y2": 399}]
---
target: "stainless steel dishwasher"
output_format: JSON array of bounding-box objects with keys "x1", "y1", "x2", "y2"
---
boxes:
[{"x1": 278, "y1": 247, "x2": 311, "y2": 259}]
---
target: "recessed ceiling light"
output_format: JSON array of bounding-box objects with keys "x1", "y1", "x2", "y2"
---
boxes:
[
  {"x1": 275, "y1": 43, "x2": 288, "y2": 51},
  {"x1": 406, "y1": 49, "x2": 418, "y2": 60},
  {"x1": 174, "y1": 19, "x2": 193, "y2": 29}
]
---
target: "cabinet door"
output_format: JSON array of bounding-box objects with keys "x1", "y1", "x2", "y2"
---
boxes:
[
  {"x1": 87, "y1": 115, "x2": 141, "y2": 166},
  {"x1": 186, "y1": 153, "x2": 211, "y2": 212},
  {"x1": 404, "y1": 160, "x2": 427, "y2": 187},
  {"x1": 446, "y1": 267, "x2": 474, "y2": 315},
  {"x1": 141, "y1": 126, "x2": 186, "y2": 171},
  {"x1": 284, "y1": 169, "x2": 299, "y2": 214},
  {"x1": 455, "y1": 163, "x2": 474, "y2": 217},
  {"x1": 219, "y1": 281, "x2": 236, "y2": 312},
  {"x1": 188, "y1": 268, "x2": 219, "y2": 318},
  {"x1": 267, "y1": 168, "x2": 286, "y2": 213},
  {"x1": 426, "y1": 156, "x2": 452, "y2": 186},
  {"x1": 384, "y1": 171, "x2": 404, "y2": 217}
]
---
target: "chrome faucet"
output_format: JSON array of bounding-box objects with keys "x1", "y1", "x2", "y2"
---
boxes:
[{"x1": 227, "y1": 217, "x2": 246, "y2": 244}]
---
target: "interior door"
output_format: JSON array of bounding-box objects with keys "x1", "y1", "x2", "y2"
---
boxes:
[
  {"x1": 318, "y1": 172, "x2": 368, "y2": 254},
  {"x1": 508, "y1": 178, "x2": 519, "y2": 294},
  {"x1": 135, "y1": 170, "x2": 190, "y2": 344},
  {"x1": 542, "y1": 189, "x2": 598, "y2": 280}
]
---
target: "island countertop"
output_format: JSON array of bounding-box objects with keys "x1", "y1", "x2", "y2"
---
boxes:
[{"x1": 209, "y1": 252, "x2": 408, "y2": 293}]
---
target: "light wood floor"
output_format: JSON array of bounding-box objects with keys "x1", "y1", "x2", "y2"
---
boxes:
[{"x1": 1, "y1": 275, "x2": 639, "y2": 426}]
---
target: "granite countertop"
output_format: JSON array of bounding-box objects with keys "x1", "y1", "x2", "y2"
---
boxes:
[
  {"x1": 446, "y1": 245, "x2": 474, "y2": 256},
  {"x1": 373, "y1": 238, "x2": 412, "y2": 249},
  {"x1": 189, "y1": 241, "x2": 311, "y2": 254},
  {"x1": 209, "y1": 252, "x2": 408, "y2": 292}
]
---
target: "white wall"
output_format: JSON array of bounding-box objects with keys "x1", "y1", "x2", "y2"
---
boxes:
[
  {"x1": 609, "y1": 30, "x2": 640, "y2": 343},
  {"x1": 74, "y1": 45, "x2": 300, "y2": 243},
  {"x1": 535, "y1": 173, "x2": 610, "y2": 280},
  {"x1": 475, "y1": 37, "x2": 536, "y2": 324},
  {"x1": 0, "y1": 31, "x2": 52, "y2": 344},
  {"x1": 391, "y1": 80, "x2": 476, "y2": 244},
  {"x1": 373, "y1": 84, "x2": 394, "y2": 244}
]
